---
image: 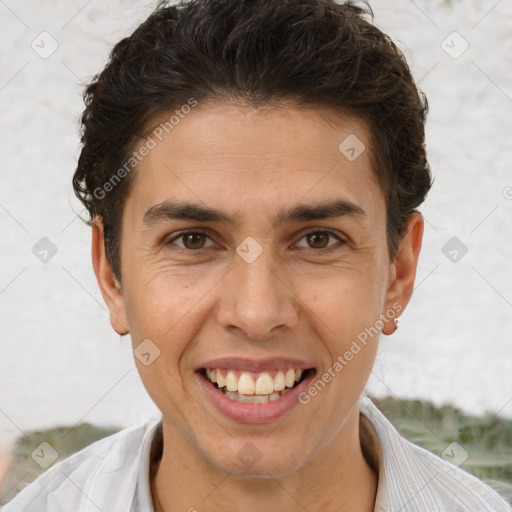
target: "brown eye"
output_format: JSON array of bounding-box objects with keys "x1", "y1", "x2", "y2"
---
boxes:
[
  {"x1": 169, "y1": 231, "x2": 214, "y2": 250},
  {"x1": 182, "y1": 233, "x2": 206, "y2": 249},
  {"x1": 307, "y1": 232, "x2": 330, "y2": 249},
  {"x1": 295, "y1": 230, "x2": 343, "y2": 250}
]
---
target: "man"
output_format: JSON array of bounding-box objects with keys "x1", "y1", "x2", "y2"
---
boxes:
[{"x1": 4, "y1": 0, "x2": 511, "y2": 510}]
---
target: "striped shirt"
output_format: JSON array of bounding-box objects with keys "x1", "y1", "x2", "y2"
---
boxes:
[{"x1": 3, "y1": 396, "x2": 511, "y2": 511}]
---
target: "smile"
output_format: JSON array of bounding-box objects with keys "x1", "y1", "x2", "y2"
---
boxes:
[
  {"x1": 202, "y1": 368, "x2": 309, "y2": 404},
  {"x1": 196, "y1": 360, "x2": 317, "y2": 423}
]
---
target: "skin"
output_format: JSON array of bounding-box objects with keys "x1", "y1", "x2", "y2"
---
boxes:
[{"x1": 92, "y1": 101, "x2": 423, "y2": 512}]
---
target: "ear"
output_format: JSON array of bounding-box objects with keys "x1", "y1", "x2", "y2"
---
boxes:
[
  {"x1": 382, "y1": 212, "x2": 424, "y2": 335},
  {"x1": 91, "y1": 219, "x2": 129, "y2": 335}
]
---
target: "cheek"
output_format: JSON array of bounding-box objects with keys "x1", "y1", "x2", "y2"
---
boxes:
[
  {"x1": 122, "y1": 260, "x2": 221, "y2": 349},
  {"x1": 303, "y1": 265, "x2": 384, "y2": 331},
  {"x1": 122, "y1": 266, "x2": 216, "y2": 412},
  {"x1": 298, "y1": 263, "x2": 385, "y2": 375}
]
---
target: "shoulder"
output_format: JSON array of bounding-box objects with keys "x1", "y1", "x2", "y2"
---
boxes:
[
  {"x1": 2, "y1": 418, "x2": 160, "y2": 512},
  {"x1": 359, "y1": 396, "x2": 512, "y2": 512}
]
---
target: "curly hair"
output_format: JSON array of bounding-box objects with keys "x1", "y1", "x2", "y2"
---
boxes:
[{"x1": 72, "y1": 0, "x2": 432, "y2": 280}]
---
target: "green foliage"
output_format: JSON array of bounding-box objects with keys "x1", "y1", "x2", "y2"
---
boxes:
[{"x1": 372, "y1": 396, "x2": 512, "y2": 504}]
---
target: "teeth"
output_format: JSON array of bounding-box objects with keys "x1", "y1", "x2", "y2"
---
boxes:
[
  {"x1": 274, "y1": 371, "x2": 285, "y2": 391},
  {"x1": 205, "y1": 367, "x2": 307, "y2": 396},
  {"x1": 224, "y1": 388, "x2": 290, "y2": 404},
  {"x1": 225, "y1": 371, "x2": 238, "y2": 392},
  {"x1": 224, "y1": 391, "x2": 270, "y2": 404},
  {"x1": 285, "y1": 369, "x2": 296, "y2": 388},
  {"x1": 237, "y1": 373, "x2": 255, "y2": 395},
  {"x1": 255, "y1": 373, "x2": 274, "y2": 395}
]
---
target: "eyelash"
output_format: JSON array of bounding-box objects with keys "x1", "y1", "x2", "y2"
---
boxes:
[{"x1": 166, "y1": 229, "x2": 346, "y2": 253}]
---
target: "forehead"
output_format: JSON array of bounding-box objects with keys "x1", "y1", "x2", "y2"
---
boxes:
[{"x1": 126, "y1": 101, "x2": 384, "y2": 228}]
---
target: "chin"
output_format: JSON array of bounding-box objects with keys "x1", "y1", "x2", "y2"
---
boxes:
[{"x1": 207, "y1": 437, "x2": 308, "y2": 478}]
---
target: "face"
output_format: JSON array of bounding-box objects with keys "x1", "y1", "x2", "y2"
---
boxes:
[{"x1": 93, "y1": 101, "x2": 422, "y2": 478}]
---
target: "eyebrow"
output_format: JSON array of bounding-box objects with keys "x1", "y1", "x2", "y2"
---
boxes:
[{"x1": 143, "y1": 199, "x2": 366, "y2": 228}]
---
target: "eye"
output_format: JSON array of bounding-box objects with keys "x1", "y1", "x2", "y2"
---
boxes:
[
  {"x1": 295, "y1": 230, "x2": 344, "y2": 250},
  {"x1": 166, "y1": 229, "x2": 345, "y2": 252},
  {"x1": 168, "y1": 230, "x2": 215, "y2": 250}
]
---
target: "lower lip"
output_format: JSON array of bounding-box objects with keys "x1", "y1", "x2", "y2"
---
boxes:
[{"x1": 196, "y1": 370, "x2": 316, "y2": 424}]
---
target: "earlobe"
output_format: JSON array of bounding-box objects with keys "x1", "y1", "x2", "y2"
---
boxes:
[
  {"x1": 381, "y1": 212, "x2": 424, "y2": 335},
  {"x1": 91, "y1": 219, "x2": 130, "y2": 335}
]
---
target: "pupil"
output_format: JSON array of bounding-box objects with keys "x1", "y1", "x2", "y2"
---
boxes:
[
  {"x1": 308, "y1": 232, "x2": 328, "y2": 249},
  {"x1": 185, "y1": 233, "x2": 204, "y2": 249}
]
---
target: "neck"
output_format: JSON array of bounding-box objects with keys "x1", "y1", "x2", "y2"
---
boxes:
[{"x1": 151, "y1": 411, "x2": 378, "y2": 512}]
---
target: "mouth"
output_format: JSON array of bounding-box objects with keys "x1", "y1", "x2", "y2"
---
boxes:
[
  {"x1": 195, "y1": 361, "x2": 317, "y2": 423},
  {"x1": 198, "y1": 367, "x2": 314, "y2": 404}
]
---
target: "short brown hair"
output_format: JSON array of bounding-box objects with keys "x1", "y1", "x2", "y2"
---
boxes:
[{"x1": 72, "y1": 0, "x2": 432, "y2": 280}]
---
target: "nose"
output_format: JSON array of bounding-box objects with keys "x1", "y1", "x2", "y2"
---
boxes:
[{"x1": 216, "y1": 245, "x2": 299, "y2": 342}]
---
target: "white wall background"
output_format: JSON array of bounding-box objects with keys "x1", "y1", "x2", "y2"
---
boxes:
[{"x1": 1, "y1": 0, "x2": 511, "y2": 450}]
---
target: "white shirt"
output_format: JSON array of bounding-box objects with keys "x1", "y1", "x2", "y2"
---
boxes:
[{"x1": 3, "y1": 396, "x2": 511, "y2": 511}]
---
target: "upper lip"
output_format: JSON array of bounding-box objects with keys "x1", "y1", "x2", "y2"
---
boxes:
[{"x1": 196, "y1": 357, "x2": 316, "y2": 372}]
